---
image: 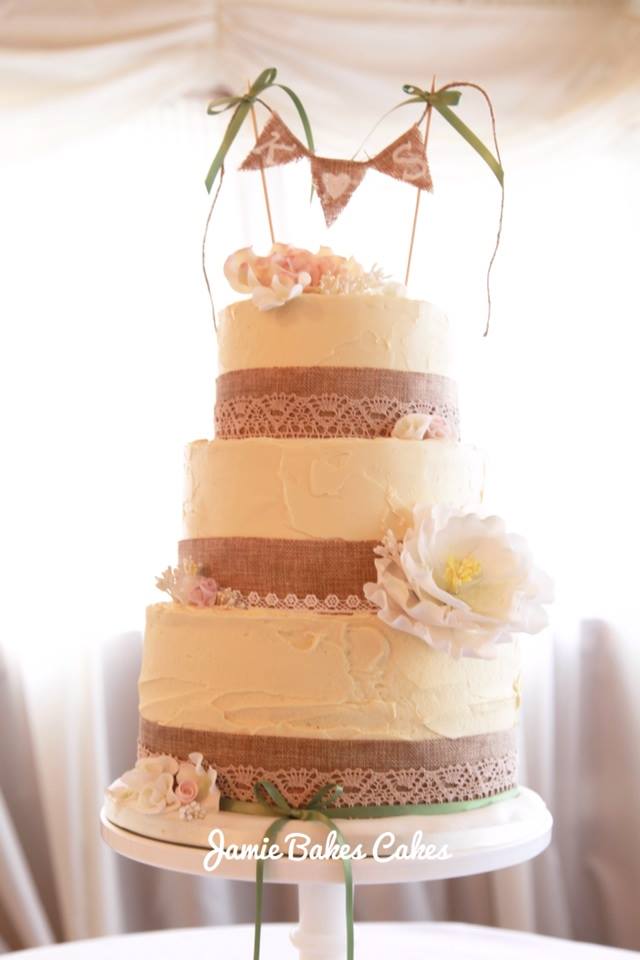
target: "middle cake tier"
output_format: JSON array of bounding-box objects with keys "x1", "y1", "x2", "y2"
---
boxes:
[{"x1": 183, "y1": 437, "x2": 484, "y2": 542}]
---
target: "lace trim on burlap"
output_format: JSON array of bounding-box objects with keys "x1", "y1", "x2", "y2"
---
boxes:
[
  {"x1": 211, "y1": 587, "x2": 374, "y2": 613},
  {"x1": 215, "y1": 392, "x2": 460, "y2": 440},
  {"x1": 178, "y1": 538, "x2": 377, "y2": 611},
  {"x1": 137, "y1": 745, "x2": 517, "y2": 808}
]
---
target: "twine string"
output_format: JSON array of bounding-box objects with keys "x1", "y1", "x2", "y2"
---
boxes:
[
  {"x1": 404, "y1": 75, "x2": 436, "y2": 287},
  {"x1": 439, "y1": 81, "x2": 504, "y2": 337},
  {"x1": 202, "y1": 167, "x2": 225, "y2": 332}
]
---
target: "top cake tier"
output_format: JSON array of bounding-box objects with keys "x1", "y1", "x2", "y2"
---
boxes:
[
  {"x1": 215, "y1": 295, "x2": 459, "y2": 441},
  {"x1": 217, "y1": 295, "x2": 455, "y2": 375}
]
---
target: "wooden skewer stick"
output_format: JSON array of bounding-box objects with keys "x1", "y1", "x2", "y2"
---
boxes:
[
  {"x1": 404, "y1": 74, "x2": 436, "y2": 288},
  {"x1": 247, "y1": 84, "x2": 275, "y2": 246}
]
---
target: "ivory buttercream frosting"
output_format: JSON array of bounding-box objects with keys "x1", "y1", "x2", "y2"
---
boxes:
[
  {"x1": 217, "y1": 295, "x2": 455, "y2": 376},
  {"x1": 183, "y1": 437, "x2": 484, "y2": 541},
  {"x1": 139, "y1": 603, "x2": 520, "y2": 741}
]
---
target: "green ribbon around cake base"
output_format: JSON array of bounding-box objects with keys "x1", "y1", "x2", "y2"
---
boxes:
[{"x1": 221, "y1": 780, "x2": 520, "y2": 960}]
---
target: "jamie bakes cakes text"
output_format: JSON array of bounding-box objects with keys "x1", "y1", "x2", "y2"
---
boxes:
[{"x1": 203, "y1": 828, "x2": 452, "y2": 871}]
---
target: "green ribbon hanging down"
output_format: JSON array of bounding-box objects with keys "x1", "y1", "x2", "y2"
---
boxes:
[
  {"x1": 399, "y1": 81, "x2": 504, "y2": 335},
  {"x1": 226, "y1": 781, "x2": 355, "y2": 960},
  {"x1": 205, "y1": 67, "x2": 315, "y2": 193},
  {"x1": 400, "y1": 83, "x2": 503, "y2": 185},
  {"x1": 221, "y1": 780, "x2": 520, "y2": 960}
]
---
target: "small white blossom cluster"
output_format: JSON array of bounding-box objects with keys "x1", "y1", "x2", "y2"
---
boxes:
[
  {"x1": 156, "y1": 559, "x2": 218, "y2": 608},
  {"x1": 216, "y1": 586, "x2": 245, "y2": 608},
  {"x1": 179, "y1": 800, "x2": 206, "y2": 822},
  {"x1": 319, "y1": 260, "x2": 406, "y2": 297}
]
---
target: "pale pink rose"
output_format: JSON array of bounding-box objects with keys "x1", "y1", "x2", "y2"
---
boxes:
[
  {"x1": 284, "y1": 249, "x2": 317, "y2": 282},
  {"x1": 282, "y1": 247, "x2": 342, "y2": 288},
  {"x1": 186, "y1": 577, "x2": 218, "y2": 607},
  {"x1": 240, "y1": 244, "x2": 303, "y2": 290},
  {"x1": 177, "y1": 757, "x2": 213, "y2": 802},
  {"x1": 265, "y1": 248, "x2": 312, "y2": 290},
  {"x1": 308, "y1": 247, "x2": 348, "y2": 288},
  {"x1": 425, "y1": 415, "x2": 454, "y2": 440},
  {"x1": 223, "y1": 244, "x2": 349, "y2": 308},
  {"x1": 175, "y1": 779, "x2": 198, "y2": 805}
]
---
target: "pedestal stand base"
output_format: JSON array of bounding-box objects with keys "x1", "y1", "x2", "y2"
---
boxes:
[
  {"x1": 291, "y1": 885, "x2": 347, "y2": 960},
  {"x1": 101, "y1": 787, "x2": 552, "y2": 960}
]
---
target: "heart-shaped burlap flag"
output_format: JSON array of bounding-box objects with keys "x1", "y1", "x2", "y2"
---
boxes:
[{"x1": 310, "y1": 160, "x2": 367, "y2": 225}]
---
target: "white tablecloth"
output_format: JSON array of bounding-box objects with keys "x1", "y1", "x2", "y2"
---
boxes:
[{"x1": 10, "y1": 923, "x2": 639, "y2": 958}]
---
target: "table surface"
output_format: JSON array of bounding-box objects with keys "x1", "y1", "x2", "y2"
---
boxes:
[{"x1": 11, "y1": 922, "x2": 640, "y2": 959}]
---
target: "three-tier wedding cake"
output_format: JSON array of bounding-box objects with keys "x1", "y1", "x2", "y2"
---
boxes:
[{"x1": 105, "y1": 245, "x2": 551, "y2": 842}]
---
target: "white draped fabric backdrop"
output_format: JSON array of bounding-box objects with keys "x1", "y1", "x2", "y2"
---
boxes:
[{"x1": 1, "y1": 0, "x2": 639, "y2": 954}]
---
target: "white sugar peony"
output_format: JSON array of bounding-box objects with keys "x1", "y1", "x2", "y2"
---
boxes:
[{"x1": 364, "y1": 504, "x2": 553, "y2": 658}]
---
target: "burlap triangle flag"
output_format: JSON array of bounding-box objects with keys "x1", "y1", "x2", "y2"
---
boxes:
[
  {"x1": 240, "y1": 112, "x2": 307, "y2": 171},
  {"x1": 310, "y1": 158, "x2": 368, "y2": 226},
  {"x1": 369, "y1": 124, "x2": 432, "y2": 191},
  {"x1": 240, "y1": 113, "x2": 431, "y2": 227}
]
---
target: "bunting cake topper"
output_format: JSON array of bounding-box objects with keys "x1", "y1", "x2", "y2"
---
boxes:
[
  {"x1": 203, "y1": 67, "x2": 504, "y2": 335},
  {"x1": 240, "y1": 112, "x2": 432, "y2": 226}
]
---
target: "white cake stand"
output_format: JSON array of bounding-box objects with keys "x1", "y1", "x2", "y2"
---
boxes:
[{"x1": 101, "y1": 787, "x2": 552, "y2": 960}]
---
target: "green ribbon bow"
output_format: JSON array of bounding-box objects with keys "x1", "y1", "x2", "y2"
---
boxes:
[
  {"x1": 401, "y1": 83, "x2": 503, "y2": 186},
  {"x1": 221, "y1": 779, "x2": 520, "y2": 960},
  {"x1": 205, "y1": 68, "x2": 315, "y2": 193},
  {"x1": 237, "y1": 781, "x2": 354, "y2": 960}
]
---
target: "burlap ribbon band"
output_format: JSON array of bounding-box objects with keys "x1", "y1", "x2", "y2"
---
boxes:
[
  {"x1": 179, "y1": 536, "x2": 377, "y2": 609},
  {"x1": 214, "y1": 366, "x2": 459, "y2": 440},
  {"x1": 138, "y1": 718, "x2": 517, "y2": 808}
]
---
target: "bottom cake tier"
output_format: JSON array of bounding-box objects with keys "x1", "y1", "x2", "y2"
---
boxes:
[{"x1": 130, "y1": 602, "x2": 521, "y2": 809}]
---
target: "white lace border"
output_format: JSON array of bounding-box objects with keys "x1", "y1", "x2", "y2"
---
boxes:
[
  {"x1": 214, "y1": 367, "x2": 460, "y2": 440},
  {"x1": 138, "y1": 723, "x2": 517, "y2": 808}
]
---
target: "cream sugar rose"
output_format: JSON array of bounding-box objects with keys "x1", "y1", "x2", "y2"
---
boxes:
[{"x1": 203, "y1": 827, "x2": 452, "y2": 871}]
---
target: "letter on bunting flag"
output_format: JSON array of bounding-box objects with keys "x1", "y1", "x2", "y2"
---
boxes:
[{"x1": 240, "y1": 113, "x2": 432, "y2": 226}]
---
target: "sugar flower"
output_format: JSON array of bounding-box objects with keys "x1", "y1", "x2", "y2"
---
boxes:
[
  {"x1": 364, "y1": 504, "x2": 553, "y2": 658},
  {"x1": 176, "y1": 752, "x2": 220, "y2": 808},
  {"x1": 107, "y1": 755, "x2": 180, "y2": 815},
  {"x1": 224, "y1": 244, "x2": 316, "y2": 310},
  {"x1": 392, "y1": 413, "x2": 455, "y2": 440},
  {"x1": 175, "y1": 779, "x2": 198, "y2": 805},
  {"x1": 224, "y1": 243, "x2": 406, "y2": 310},
  {"x1": 156, "y1": 559, "x2": 218, "y2": 607},
  {"x1": 107, "y1": 752, "x2": 221, "y2": 816}
]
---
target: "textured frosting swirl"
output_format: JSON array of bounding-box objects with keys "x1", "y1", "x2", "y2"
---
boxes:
[
  {"x1": 139, "y1": 603, "x2": 520, "y2": 741},
  {"x1": 217, "y1": 295, "x2": 455, "y2": 376},
  {"x1": 183, "y1": 437, "x2": 484, "y2": 542}
]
